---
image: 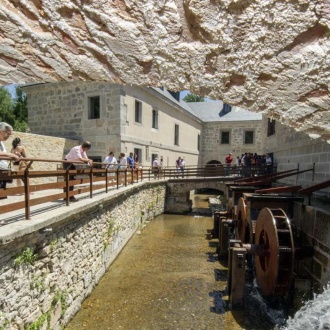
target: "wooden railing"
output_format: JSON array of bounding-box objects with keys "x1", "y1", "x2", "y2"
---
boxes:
[{"x1": 0, "y1": 157, "x2": 277, "y2": 220}]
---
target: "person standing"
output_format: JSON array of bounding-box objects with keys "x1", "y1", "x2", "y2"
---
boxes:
[
  {"x1": 0, "y1": 122, "x2": 20, "y2": 198},
  {"x1": 176, "y1": 157, "x2": 181, "y2": 178},
  {"x1": 152, "y1": 157, "x2": 160, "y2": 179},
  {"x1": 127, "y1": 152, "x2": 135, "y2": 169},
  {"x1": 180, "y1": 157, "x2": 185, "y2": 178},
  {"x1": 11, "y1": 137, "x2": 28, "y2": 188},
  {"x1": 119, "y1": 152, "x2": 127, "y2": 169},
  {"x1": 64, "y1": 141, "x2": 93, "y2": 201},
  {"x1": 225, "y1": 153, "x2": 233, "y2": 176},
  {"x1": 104, "y1": 151, "x2": 117, "y2": 177},
  {"x1": 266, "y1": 154, "x2": 273, "y2": 173}
]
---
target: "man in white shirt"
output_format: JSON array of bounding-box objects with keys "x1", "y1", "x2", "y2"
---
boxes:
[
  {"x1": 104, "y1": 151, "x2": 117, "y2": 177},
  {"x1": 0, "y1": 122, "x2": 20, "y2": 198},
  {"x1": 64, "y1": 141, "x2": 93, "y2": 201}
]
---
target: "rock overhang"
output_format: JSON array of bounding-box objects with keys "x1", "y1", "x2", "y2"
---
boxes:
[{"x1": 0, "y1": 0, "x2": 329, "y2": 141}]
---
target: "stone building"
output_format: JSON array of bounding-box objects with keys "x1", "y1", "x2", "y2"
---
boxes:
[
  {"x1": 187, "y1": 101, "x2": 263, "y2": 165},
  {"x1": 22, "y1": 82, "x2": 330, "y2": 196},
  {"x1": 23, "y1": 82, "x2": 266, "y2": 168},
  {"x1": 23, "y1": 82, "x2": 203, "y2": 167}
]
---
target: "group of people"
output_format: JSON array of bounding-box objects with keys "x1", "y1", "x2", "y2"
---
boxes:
[
  {"x1": 176, "y1": 156, "x2": 185, "y2": 178},
  {"x1": 104, "y1": 151, "x2": 140, "y2": 171},
  {"x1": 225, "y1": 152, "x2": 273, "y2": 176},
  {"x1": 0, "y1": 124, "x2": 187, "y2": 201}
]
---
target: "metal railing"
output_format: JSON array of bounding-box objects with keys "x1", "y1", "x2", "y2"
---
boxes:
[{"x1": 0, "y1": 157, "x2": 277, "y2": 220}]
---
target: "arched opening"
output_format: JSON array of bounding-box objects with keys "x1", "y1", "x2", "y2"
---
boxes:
[{"x1": 206, "y1": 160, "x2": 222, "y2": 166}]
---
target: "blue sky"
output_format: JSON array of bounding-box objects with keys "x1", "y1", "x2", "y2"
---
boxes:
[
  {"x1": 4, "y1": 84, "x2": 16, "y2": 98},
  {"x1": 4, "y1": 85, "x2": 209, "y2": 101}
]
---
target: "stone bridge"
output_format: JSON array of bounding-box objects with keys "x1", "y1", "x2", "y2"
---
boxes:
[{"x1": 165, "y1": 177, "x2": 233, "y2": 214}]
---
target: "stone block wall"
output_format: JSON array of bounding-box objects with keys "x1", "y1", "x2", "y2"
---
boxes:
[
  {"x1": 2, "y1": 131, "x2": 79, "y2": 184},
  {"x1": 265, "y1": 120, "x2": 330, "y2": 194},
  {"x1": 293, "y1": 203, "x2": 330, "y2": 291},
  {"x1": 200, "y1": 120, "x2": 264, "y2": 165},
  {"x1": 165, "y1": 179, "x2": 228, "y2": 214},
  {"x1": 24, "y1": 82, "x2": 123, "y2": 160},
  {"x1": 0, "y1": 183, "x2": 166, "y2": 329}
]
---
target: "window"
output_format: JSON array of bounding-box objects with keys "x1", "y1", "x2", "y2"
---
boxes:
[
  {"x1": 135, "y1": 100, "x2": 142, "y2": 123},
  {"x1": 88, "y1": 96, "x2": 100, "y2": 119},
  {"x1": 244, "y1": 131, "x2": 254, "y2": 144},
  {"x1": 267, "y1": 118, "x2": 276, "y2": 136},
  {"x1": 174, "y1": 124, "x2": 179, "y2": 145},
  {"x1": 197, "y1": 134, "x2": 200, "y2": 151},
  {"x1": 221, "y1": 131, "x2": 230, "y2": 144},
  {"x1": 152, "y1": 109, "x2": 158, "y2": 129},
  {"x1": 219, "y1": 103, "x2": 232, "y2": 117},
  {"x1": 223, "y1": 103, "x2": 232, "y2": 114}
]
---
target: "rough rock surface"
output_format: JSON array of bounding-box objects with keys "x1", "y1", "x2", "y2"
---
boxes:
[{"x1": 0, "y1": 0, "x2": 329, "y2": 141}]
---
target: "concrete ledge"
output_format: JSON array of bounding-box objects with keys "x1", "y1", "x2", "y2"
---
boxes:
[{"x1": 0, "y1": 180, "x2": 165, "y2": 245}]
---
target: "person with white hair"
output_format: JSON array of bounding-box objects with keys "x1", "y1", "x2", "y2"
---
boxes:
[
  {"x1": 152, "y1": 157, "x2": 159, "y2": 179},
  {"x1": 0, "y1": 122, "x2": 21, "y2": 198}
]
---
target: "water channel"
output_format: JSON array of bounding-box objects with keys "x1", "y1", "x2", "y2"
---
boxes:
[{"x1": 66, "y1": 193, "x2": 246, "y2": 330}]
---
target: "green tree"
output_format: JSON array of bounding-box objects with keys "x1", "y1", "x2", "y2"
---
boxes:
[
  {"x1": 0, "y1": 86, "x2": 15, "y2": 126},
  {"x1": 0, "y1": 85, "x2": 28, "y2": 132},
  {"x1": 182, "y1": 93, "x2": 205, "y2": 102},
  {"x1": 13, "y1": 86, "x2": 28, "y2": 132}
]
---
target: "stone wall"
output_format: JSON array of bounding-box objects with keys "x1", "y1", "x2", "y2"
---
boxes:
[
  {"x1": 2, "y1": 131, "x2": 78, "y2": 184},
  {"x1": 24, "y1": 82, "x2": 122, "y2": 159},
  {"x1": 200, "y1": 120, "x2": 264, "y2": 165},
  {"x1": 293, "y1": 203, "x2": 330, "y2": 291},
  {"x1": 262, "y1": 117, "x2": 330, "y2": 195},
  {"x1": 0, "y1": 183, "x2": 166, "y2": 329}
]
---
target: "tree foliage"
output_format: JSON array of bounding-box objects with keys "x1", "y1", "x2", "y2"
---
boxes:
[
  {"x1": 182, "y1": 93, "x2": 205, "y2": 102},
  {"x1": 0, "y1": 85, "x2": 28, "y2": 132}
]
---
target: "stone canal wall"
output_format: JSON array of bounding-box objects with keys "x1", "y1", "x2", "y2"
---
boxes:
[
  {"x1": 293, "y1": 202, "x2": 330, "y2": 291},
  {"x1": 0, "y1": 182, "x2": 166, "y2": 330}
]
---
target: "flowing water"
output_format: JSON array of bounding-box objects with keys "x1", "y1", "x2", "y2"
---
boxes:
[
  {"x1": 65, "y1": 194, "x2": 246, "y2": 330},
  {"x1": 280, "y1": 284, "x2": 330, "y2": 330},
  {"x1": 65, "y1": 193, "x2": 330, "y2": 330}
]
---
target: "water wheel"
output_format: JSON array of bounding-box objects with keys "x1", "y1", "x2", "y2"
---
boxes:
[
  {"x1": 236, "y1": 197, "x2": 248, "y2": 243},
  {"x1": 255, "y1": 208, "x2": 294, "y2": 296}
]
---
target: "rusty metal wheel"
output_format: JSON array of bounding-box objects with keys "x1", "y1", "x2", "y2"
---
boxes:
[
  {"x1": 236, "y1": 197, "x2": 248, "y2": 243},
  {"x1": 255, "y1": 208, "x2": 294, "y2": 296}
]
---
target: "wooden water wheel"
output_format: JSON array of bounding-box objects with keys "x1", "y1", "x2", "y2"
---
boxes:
[{"x1": 255, "y1": 208, "x2": 294, "y2": 296}]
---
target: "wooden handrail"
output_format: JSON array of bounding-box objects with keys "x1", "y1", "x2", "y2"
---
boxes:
[{"x1": 0, "y1": 158, "x2": 280, "y2": 220}]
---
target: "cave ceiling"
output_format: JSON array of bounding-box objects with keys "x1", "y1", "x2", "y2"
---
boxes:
[{"x1": 0, "y1": 0, "x2": 330, "y2": 141}]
